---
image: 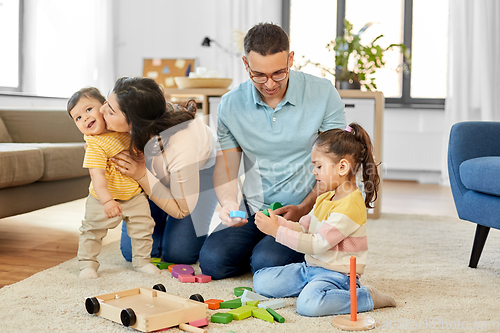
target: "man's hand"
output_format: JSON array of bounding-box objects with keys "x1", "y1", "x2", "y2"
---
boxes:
[
  {"x1": 104, "y1": 200, "x2": 122, "y2": 218},
  {"x1": 274, "y1": 204, "x2": 308, "y2": 221},
  {"x1": 255, "y1": 209, "x2": 279, "y2": 237},
  {"x1": 220, "y1": 201, "x2": 248, "y2": 227}
]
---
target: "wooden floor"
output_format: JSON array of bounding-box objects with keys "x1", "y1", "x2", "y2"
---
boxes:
[{"x1": 0, "y1": 180, "x2": 458, "y2": 288}]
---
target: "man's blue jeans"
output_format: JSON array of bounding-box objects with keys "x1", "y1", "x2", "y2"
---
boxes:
[
  {"x1": 253, "y1": 262, "x2": 374, "y2": 316},
  {"x1": 198, "y1": 212, "x2": 305, "y2": 280}
]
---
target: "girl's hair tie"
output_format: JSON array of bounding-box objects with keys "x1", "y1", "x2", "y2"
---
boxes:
[{"x1": 345, "y1": 125, "x2": 353, "y2": 133}]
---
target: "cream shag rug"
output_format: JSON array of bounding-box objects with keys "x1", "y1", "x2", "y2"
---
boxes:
[{"x1": 1, "y1": 214, "x2": 500, "y2": 333}]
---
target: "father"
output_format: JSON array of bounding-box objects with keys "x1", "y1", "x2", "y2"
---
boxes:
[{"x1": 199, "y1": 22, "x2": 346, "y2": 279}]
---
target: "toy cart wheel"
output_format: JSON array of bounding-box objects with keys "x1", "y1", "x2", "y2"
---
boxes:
[
  {"x1": 85, "y1": 297, "x2": 100, "y2": 314},
  {"x1": 152, "y1": 283, "x2": 166, "y2": 292},
  {"x1": 121, "y1": 308, "x2": 136, "y2": 327},
  {"x1": 189, "y1": 294, "x2": 204, "y2": 303}
]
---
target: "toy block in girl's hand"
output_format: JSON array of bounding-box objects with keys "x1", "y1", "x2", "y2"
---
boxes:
[
  {"x1": 262, "y1": 202, "x2": 283, "y2": 216},
  {"x1": 230, "y1": 210, "x2": 247, "y2": 219}
]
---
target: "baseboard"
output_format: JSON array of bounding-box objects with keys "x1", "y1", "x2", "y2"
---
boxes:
[{"x1": 384, "y1": 169, "x2": 442, "y2": 184}]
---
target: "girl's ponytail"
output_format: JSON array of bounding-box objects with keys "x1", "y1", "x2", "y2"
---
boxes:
[{"x1": 349, "y1": 123, "x2": 380, "y2": 208}]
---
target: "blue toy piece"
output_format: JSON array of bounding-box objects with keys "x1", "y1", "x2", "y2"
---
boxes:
[{"x1": 230, "y1": 210, "x2": 247, "y2": 219}]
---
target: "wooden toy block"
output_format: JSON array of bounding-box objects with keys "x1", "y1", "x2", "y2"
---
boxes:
[
  {"x1": 154, "y1": 262, "x2": 174, "y2": 270},
  {"x1": 171, "y1": 264, "x2": 195, "y2": 278},
  {"x1": 150, "y1": 257, "x2": 161, "y2": 263},
  {"x1": 240, "y1": 289, "x2": 269, "y2": 305},
  {"x1": 230, "y1": 210, "x2": 246, "y2": 219},
  {"x1": 85, "y1": 286, "x2": 208, "y2": 332},
  {"x1": 168, "y1": 264, "x2": 177, "y2": 273},
  {"x1": 204, "y1": 299, "x2": 223, "y2": 310},
  {"x1": 257, "y1": 299, "x2": 286, "y2": 310},
  {"x1": 227, "y1": 305, "x2": 258, "y2": 320},
  {"x1": 188, "y1": 317, "x2": 209, "y2": 327},
  {"x1": 266, "y1": 308, "x2": 285, "y2": 323},
  {"x1": 246, "y1": 300, "x2": 259, "y2": 307},
  {"x1": 210, "y1": 313, "x2": 233, "y2": 324},
  {"x1": 233, "y1": 287, "x2": 252, "y2": 297},
  {"x1": 251, "y1": 308, "x2": 274, "y2": 323},
  {"x1": 219, "y1": 298, "x2": 242, "y2": 309},
  {"x1": 178, "y1": 274, "x2": 196, "y2": 283},
  {"x1": 194, "y1": 274, "x2": 211, "y2": 283}
]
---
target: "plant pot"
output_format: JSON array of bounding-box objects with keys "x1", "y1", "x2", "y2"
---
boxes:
[{"x1": 337, "y1": 80, "x2": 361, "y2": 90}]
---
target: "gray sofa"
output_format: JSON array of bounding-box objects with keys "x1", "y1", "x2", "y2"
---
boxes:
[{"x1": 0, "y1": 109, "x2": 90, "y2": 219}]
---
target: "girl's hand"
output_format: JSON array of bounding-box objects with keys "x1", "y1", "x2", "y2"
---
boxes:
[
  {"x1": 104, "y1": 200, "x2": 122, "y2": 218},
  {"x1": 274, "y1": 204, "x2": 306, "y2": 221},
  {"x1": 112, "y1": 151, "x2": 146, "y2": 180},
  {"x1": 255, "y1": 209, "x2": 279, "y2": 237}
]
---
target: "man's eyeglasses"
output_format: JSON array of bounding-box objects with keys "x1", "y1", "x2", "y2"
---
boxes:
[{"x1": 247, "y1": 58, "x2": 290, "y2": 84}]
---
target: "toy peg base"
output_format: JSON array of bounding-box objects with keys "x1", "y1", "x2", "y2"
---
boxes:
[{"x1": 331, "y1": 314, "x2": 375, "y2": 331}]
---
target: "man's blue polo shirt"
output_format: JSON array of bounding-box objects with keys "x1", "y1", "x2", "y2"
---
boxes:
[{"x1": 217, "y1": 70, "x2": 346, "y2": 213}]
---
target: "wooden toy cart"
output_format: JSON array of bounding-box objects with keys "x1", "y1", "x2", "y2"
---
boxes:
[{"x1": 85, "y1": 284, "x2": 208, "y2": 332}]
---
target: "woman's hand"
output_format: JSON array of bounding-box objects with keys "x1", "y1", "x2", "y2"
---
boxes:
[{"x1": 111, "y1": 151, "x2": 147, "y2": 181}]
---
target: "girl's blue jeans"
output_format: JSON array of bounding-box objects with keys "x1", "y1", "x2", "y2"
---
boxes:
[{"x1": 253, "y1": 262, "x2": 374, "y2": 317}]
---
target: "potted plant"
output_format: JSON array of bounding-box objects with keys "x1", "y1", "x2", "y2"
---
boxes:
[{"x1": 295, "y1": 19, "x2": 411, "y2": 91}]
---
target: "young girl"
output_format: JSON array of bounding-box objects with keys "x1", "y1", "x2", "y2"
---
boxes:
[{"x1": 253, "y1": 123, "x2": 396, "y2": 316}]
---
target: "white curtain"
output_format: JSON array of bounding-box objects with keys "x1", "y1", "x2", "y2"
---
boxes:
[
  {"x1": 212, "y1": 0, "x2": 283, "y2": 87},
  {"x1": 23, "y1": 0, "x2": 114, "y2": 98},
  {"x1": 441, "y1": 0, "x2": 500, "y2": 185}
]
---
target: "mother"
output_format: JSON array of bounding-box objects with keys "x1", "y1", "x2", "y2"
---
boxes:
[{"x1": 102, "y1": 77, "x2": 218, "y2": 264}]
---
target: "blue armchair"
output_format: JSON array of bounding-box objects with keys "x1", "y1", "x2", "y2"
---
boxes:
[{"x1": 448, "y1": 121, "x2": 500, "y2": 268}]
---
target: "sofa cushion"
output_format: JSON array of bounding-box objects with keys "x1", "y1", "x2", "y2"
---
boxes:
[
  {"x1": 0, "y1": 117, "x2": 13, "y2": 143},
  {"x1": 0, "y1": 144, "x2": 44, "y2": 188},
  {"x1": 460, "y1": 156, "x2": 500, "y2": 196},
  {"x1": 20, "y1": 143, "x2": 88, "y2": 181}
]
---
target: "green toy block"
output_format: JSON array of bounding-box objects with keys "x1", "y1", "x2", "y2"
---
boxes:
[
  {"x1": 266, "y1": 308, "x2": 285, "y2": 323},
  {"x1": 227, "y1": 305, "x2": 258, "y2": 320},
  {"x1": 150, "y1": 257, "x2": 161, "y2": 263},
  {"x1": 246, "y1": 300, "x2": 259, "y2": 307},
  {"x1": 252, "y1": 308, "x2": 274, "y2": 323},
  {"x1": 220, "y1": 298, "x2": 242, "y2": 309},
  {"x1": 234, "y1": 286, "x2": 252, "y2": 297},
  {"x1": 262, "y1": 202, "x2": 283, "y2": 217},
  {"x1": 211, "y1": 313, "x2": 233, "y2": 324},
  {"x1": 154, "y1": 262, "x2": 174, "y2": 269}
]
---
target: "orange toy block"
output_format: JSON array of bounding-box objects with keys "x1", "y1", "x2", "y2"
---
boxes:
[
  {"x1": 178, "y1": 274, "x2": 196, "y2": 283},
  {"x1": 204, "y1": 299, "x2": 224, "y2": 310},
  {"x1": 168, "y1": 264, "x2": 178, "y2": 273}
]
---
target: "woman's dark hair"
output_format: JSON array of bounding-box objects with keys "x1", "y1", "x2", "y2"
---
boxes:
[
  {"x1": 67, "y1": 87, "x2": 106, "y2": 117},
  {"x1": 313, "y1": 123, "x2": 380, "y2": 209},
  {"x1": 111, "y1": 77, "x2": 196, "y2": 153},
  {"x1": 244, "y1": 22, "x2": 289, "y2": 56}
]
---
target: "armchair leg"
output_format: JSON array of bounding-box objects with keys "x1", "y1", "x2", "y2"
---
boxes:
[{"x1": 469, "y1": 225, "x2": 490, "y2": 268}]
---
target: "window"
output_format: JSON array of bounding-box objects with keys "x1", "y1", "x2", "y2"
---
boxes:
[
  {"x1": 287, "y1": 0, "x2": 448, "y2": 107},
  {"x1": 0, "y1": 0, "x2": 22, "y2": 91}
]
